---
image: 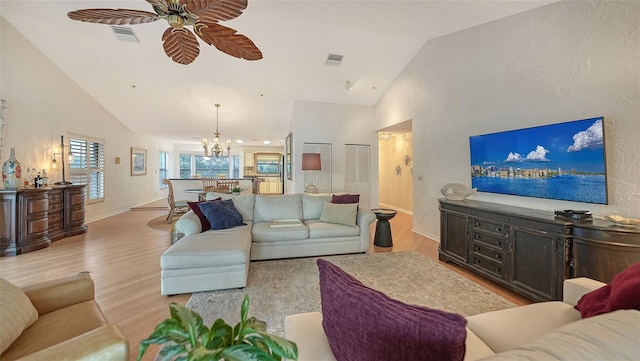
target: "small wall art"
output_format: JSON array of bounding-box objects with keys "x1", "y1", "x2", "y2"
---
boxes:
[{"x1": 131, "y1": 147, "x2": 147, "y2": 176}]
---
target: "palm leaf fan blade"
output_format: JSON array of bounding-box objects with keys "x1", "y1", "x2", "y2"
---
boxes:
[
  {"x1": 162, "y1": 28, "x2": 201, "y2": 65},
  {"x1": 184, "y1": 0, "x2": 247, "y2": 23},
  {"x1": 67, "y1": 9, "x2": 159, "y2": 25},
  {"x1": 195, "y1": 22, "x2": 262, "y2": 60}
]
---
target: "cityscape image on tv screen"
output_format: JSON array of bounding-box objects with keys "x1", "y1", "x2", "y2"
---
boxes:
[{"x1": 469, "y1": 117, "x2": 607, "y2": 204}]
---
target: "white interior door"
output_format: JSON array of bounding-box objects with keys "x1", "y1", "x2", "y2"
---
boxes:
[
  {"x1": 303, "y1": 143, "x2": 332, "y2": 194},
  {"x1": 345, "y1": 144, "x2": 371, "y2": 209}
]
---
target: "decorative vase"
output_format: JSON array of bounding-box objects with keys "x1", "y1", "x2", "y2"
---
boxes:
[{"x1": 2, "y1": 148, "x2": 22, "y2": 189}]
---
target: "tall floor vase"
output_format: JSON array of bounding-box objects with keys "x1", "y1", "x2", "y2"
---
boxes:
[{"x1": 2, "y1": 147, "x2": 21, "y2": 189}]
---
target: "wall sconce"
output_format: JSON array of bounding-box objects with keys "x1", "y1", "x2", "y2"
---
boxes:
[
  {"x1": 51, "y1": 135, "x2": 73, "y2": 185},
  {"x1": 302, "y1": 153, "x2": 321, "y2": 194}
]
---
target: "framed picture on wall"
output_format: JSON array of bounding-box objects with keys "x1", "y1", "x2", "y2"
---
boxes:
[
  {"x1": 286, "y1": 132, "x2": 293, "y2": 180},
  {"x1": 131, "y1": 147, "x2": 147, "y2": 176}
]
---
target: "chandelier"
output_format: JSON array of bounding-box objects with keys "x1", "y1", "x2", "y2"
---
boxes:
[{"x1": 201, "y1": 103, "x2": 231, "y2": 158}]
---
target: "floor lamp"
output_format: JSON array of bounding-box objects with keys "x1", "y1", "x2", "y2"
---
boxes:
[{"x1": 302, "y1": 153, "x2": 321, "y2": 194}]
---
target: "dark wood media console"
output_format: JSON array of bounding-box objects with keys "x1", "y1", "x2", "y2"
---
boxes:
[{"x1": 439, "y1": 199, "x2": 640, "y2": 302}]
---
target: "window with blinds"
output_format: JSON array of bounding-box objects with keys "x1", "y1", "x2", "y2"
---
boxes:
[
  {"x1": 69, "y1": 136, "x2": 105, "y2": 203},
  {"x1": 159, "y1": 151, "x2": 168, "y2": 188}
]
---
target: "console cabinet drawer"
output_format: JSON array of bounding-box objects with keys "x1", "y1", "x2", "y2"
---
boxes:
[{"x1": 471, "y1": 231, "x2": 504, "y2": 248}]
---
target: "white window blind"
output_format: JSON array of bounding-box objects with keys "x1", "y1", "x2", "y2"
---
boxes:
[
  {"x1": 69, "y1": 136, "x2": 105, "y2": 202},
  {"x1": 159, "y1": 151, "x2": 168, "y2": 188}
]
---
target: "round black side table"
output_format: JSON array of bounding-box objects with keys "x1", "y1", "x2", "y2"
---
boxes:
[{"x1": 371, "y1": 208, "x2": 397, "y2": 248}]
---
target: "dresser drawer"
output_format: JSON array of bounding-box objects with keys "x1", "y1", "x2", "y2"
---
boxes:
[
  {"x1": 471, "y1": 231, "x2": 504, "y2": 248},
  {"x1": 471, "y1": 255, "x2": 505, "y2": 278},
  {"x1": 472, "y1": 218, "x2": 505, "y2": 235},
  {"x1": 472, "y1": 242, "x2": 503, "y2": 262}
]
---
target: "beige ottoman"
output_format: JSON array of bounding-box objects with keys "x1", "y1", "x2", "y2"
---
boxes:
[{"x1": 160, "y1": 225, "x2": 252, "y2": 295}]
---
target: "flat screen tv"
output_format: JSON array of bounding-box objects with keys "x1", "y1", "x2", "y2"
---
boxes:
[{"x1": 469, "y1": 117, "x2": 607, "y2": 204}]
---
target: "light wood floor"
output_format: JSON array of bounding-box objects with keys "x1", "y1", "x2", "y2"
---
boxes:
[{"x1": 0, "y1": 201, "x2": 530, "y2": 360}]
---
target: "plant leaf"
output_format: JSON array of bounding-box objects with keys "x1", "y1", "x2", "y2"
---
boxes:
[
  {"x1": 221, "y1": 343, "x2": 276, "y2": 361},
  {"x1": 246, "y1": 317, "x2": 267, "y2": 332},
  {"x1": 169, "y1": 303, "x2": 209, "y2": 347},
  {"x1": 240, "y1": 295, "x2": 250, "y2": 323},
  {"x1": 159, "y1": 344, "x2": 189, "y2": 360},
  {"x1": 255, "y1": 330, "x2": 298, "y2": 360}
]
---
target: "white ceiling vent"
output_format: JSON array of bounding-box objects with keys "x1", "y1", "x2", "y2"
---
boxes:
[
  {"x1": 111, "y1": 26, "x2": 139, "y2": 43},
  {"x1": 325, "y1": 53, "x2": 343, "y2": 66}
]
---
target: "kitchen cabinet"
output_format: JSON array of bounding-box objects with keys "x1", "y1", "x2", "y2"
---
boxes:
[
  {"x1": 244, "y1": 152, "x2": 255, "y2": 168},
  {"x1": 259, "y1": 176, "x2": 282, "y2": 194}
]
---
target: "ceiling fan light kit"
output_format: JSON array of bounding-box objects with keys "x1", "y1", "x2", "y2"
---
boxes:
[{"x1": 68, "y1": 0, "x2": 262, "y2": 65}]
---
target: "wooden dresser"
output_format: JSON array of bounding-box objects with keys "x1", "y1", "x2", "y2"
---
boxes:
[{"x1": 0, "y1": 185, "x2": 87, "y2": 256}]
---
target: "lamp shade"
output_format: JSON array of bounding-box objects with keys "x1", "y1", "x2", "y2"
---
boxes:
[{"x1": 302, "y1": 153, "x2": 321, "y2": 171}]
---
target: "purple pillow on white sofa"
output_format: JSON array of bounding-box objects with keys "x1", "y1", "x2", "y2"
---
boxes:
[{"x1": 318, "y1": 259, "x2": 467, "y2": 361}]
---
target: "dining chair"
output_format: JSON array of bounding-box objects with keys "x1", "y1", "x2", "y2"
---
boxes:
[
  {"x1": 162, "y1": 178, "x2": 190, "y2": 223},
  {"x1": 252, "y1": 177, "x2": 266, "y2": 195},
  {"x1": 215, "y1": 180, "x2": 239, "y2": 193},
  {"x1": 202, "y1": 177, "x2": 217, "y2": 192}
]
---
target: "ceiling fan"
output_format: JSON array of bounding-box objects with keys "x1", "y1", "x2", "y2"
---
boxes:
[{"x1": 68, "y1": 0, "x2": 262, "y2": 65}]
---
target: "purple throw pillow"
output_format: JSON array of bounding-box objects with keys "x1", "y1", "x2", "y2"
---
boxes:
[
  {"x1": 331, "y1": 194, "x2": 360, "y2": 204},
  {"x1": 187, "y1": 197, "x2": 222, "y2": 232},
  {"x1": 317, "y1": 259, "x2": 467, "y2": 361},
  {"x1": 197, "y1": 199, "x2": 245, "y2": 231},
  {"x1": 575, "y1": 262, "x2": 640, "y2": 318}
]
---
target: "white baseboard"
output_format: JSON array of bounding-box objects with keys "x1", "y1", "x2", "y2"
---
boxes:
[{"x1": 377, "y1": 202, "x2": 413, "y2": 216}]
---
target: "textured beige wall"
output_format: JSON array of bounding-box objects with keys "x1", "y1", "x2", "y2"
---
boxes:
[
  {"x1": 376, "y1": 1, "x2": 640, "y2": 239},
  {"x1": 378, "y1": 132, "x2": 413, "y2": 213}
]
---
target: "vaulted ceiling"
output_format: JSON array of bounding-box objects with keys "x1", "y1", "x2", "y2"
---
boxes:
[{"x1": 0, "y1": 1, "x2": 555, "y2": 145}]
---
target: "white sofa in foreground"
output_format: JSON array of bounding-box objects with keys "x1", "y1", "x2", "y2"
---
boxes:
[
  {"x1": 160, "y1": 193, "x2": 376, "y2": 295},
  {"x1": 284, "y1": 277, "x2": 640, "y2": 360}
]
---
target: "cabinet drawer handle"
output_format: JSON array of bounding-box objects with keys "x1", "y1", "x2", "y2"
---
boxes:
[
  {"x1": 495, "y1": 254, "x2": 501, "y2": 260},
  {"x1": 496, "y1": 241, "x2": 501, "y2": 246},
  {"x1": 475, "y1": 247, "x2": 481, "y2": 252},
  {"x1": 475, "y1": 222, "x2": 481, "y2": 227},
  {"x1": 497, "y1": 268, "x2": 501, "y2": 273},
  {"x1": 475, "y1": 234, "x2": 481, "y2": 240},
  {"x1": 495, "y1": 227, "x2": 501, "y2": 232}
]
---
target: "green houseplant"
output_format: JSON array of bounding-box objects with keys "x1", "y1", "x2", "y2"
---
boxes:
[
  {"x1": 137, "y1": 295, "x2": 298, "y2": 361},
  {"x1": 232, "y1": 187, "x2": 241, "y2": 194}
]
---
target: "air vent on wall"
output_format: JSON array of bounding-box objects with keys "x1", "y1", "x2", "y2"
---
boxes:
[
  {"x1": 325, "y1": 53, "x2": 343, "y2": 66},
  {"x1": 111, "y1": 26, "x2": 139, "y2": 43}
]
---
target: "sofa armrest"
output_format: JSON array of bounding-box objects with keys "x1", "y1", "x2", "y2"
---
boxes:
[
  {"x1": 175, "y1": 210, "x2": 202, "y2": 236},
  {"x1": 357, "y1": 208, "x2": 376, "y2": 252},
  {"x1": 17, "y1": 324, "x2": 129, "y2": 361},
  {"x1": 22, "y1": 272, "x2": 95, "y2": 316},
  {"x1": 284, "y1": 312, "x2": 336, "y2": 361},
  {"x1": 563, "y1": 277, "x2": 606, "y2": 306}
]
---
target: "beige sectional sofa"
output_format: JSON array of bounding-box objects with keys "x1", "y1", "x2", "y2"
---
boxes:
[
  {"x1": 161, "y1": 193, "x2": 376, "y2": 295},
  {"x1": 284, "y1": 277, "x2": 640, "y2": 360}
]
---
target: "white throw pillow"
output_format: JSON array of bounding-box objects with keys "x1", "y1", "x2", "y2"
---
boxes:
[
  {"x1": 0, "y1": 278, "x2": 38, "y2": 353},
  {"x1": 319, "y1": 202, "x2": 358, "y2": 227}
]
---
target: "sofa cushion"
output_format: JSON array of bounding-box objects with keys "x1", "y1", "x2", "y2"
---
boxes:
[
  {"x1": 319, "y1": 202, "x2": 358, "y2": 227},
  {"x1": 466, "y1": 301, "x2": 580, "y2": 354},
  {"x1": 318, "y1": 259, "x2": 468, "y2": 361},
  {"x1": 198, "y1": 199, "x2": 245, "y2": 230},
  {"x1": 0, "y1": 278, "x2": 39, "y2": 354},
  {"x1": 187, "y1": 197, "x2": 222, "y2": 232},
  {"x1": 302, "y1": 193, "x2": 332, "y2": 220},
  {"x1": 232, "y1": 194, "x2": 255, "y2": 221},
  {"x1": 161, "y1": 224, "x2": 252, "y2": 269},
  {"x1": 252, "y1": 221, "x2": 310, "y2": 242},
  {"x1": 332, "y1": 193, "x2": 359, "y2": 204},
  {"x1": 2, "y1": 300, "x2": 107, "y2": 360},
  {"x1": 254, "y1": 194, "x2": 303, "y2": 222},
  {"x1": 575, "y1": 262, "x2": 640, "y2": 318},
  {"x1": 306, "y1": 219, "x2": 359, "y2": 239},
  {"x1": 478, "y1": 310, "x2": 640, "y2": 361}
]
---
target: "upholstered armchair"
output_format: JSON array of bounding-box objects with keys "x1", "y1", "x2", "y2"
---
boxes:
[{"x1": 0, "y1": 272, "x2": 129, "y2": 361}]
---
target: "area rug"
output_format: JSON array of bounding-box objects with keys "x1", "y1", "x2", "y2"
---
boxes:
[
  {"x1": 186, "y1": 251, "x2": 515, "y2": 336},
  {"x1": 146, "y1": 215, "x2": 173, "y2": 232}
]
